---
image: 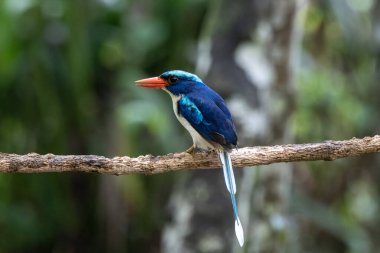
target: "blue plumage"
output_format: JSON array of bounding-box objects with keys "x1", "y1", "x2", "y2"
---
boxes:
[
  {"x1": 162, "y1": 71, "x2": 237, "y2": 150},
  {"x1": 136, "y1": 70, "x2": 244, "y2": 246},
  {"x1": 178, "y1": 93, "x2": 237, "y2": 150},
  {"x1": 160, "y1": 70, "x2": 202, "y2": 83},
  {"x1": 178, "y1": 96, "x2": 204, "y2": 124}
]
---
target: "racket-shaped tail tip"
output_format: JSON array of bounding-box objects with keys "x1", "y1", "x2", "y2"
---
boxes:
[{"x1": 235, "y1": 218, "x2": 245, "y2": 247}]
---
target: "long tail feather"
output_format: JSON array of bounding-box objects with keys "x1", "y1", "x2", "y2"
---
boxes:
[
  {"x1": 220, "y1": 151, "x2": 236, "y2": 194},
  {"x1": 219, "y1": 150, "x2": 245, "y2": 247}
]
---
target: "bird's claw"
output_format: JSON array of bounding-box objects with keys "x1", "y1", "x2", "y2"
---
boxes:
[
  {"x1": 186, "y1": 145, "x2": 214, "y2": 155},
  {"x1": 185, "y1": 145, "x2": 196, "y2": 155}
]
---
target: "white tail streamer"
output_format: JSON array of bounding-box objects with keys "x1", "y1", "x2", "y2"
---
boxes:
[
  {"x1": 218, "y1": 151, "x2": 236, "y2": 194},
  {"x1": 218, "y1": 150, "x2": 244, "y2": 247},
  {"x1": 235, "y1": 217, "x2": 245, "y2": 247}
]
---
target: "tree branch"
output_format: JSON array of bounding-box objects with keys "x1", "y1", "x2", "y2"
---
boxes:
[{"x1": 0, "y1": 136, "x2": 379, "y2": 175}]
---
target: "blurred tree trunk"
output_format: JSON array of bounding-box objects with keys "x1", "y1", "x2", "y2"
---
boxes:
[
  {"x1": 95, "y1": 68, "x2": 127, "y2": 253},
  {"x1": 65, "y1": 0, "x2": 127, "y2": 252},
  {"x1": 162, "y1": 0, "x2": 306, "y2": 252}
]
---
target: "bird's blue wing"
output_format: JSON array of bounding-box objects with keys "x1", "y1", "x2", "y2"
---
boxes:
[{"x1": 178, "y1": 91, "x2": 237, "y2": 149}]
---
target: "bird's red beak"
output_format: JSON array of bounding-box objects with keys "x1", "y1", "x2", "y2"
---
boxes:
[{"x1": 135, "y1": 76, "x2": 168, "y2": 88}]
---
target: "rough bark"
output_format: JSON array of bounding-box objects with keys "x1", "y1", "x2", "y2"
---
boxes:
[{"x1": 0, "y1": 135, "x2": 378, "y2": 175}]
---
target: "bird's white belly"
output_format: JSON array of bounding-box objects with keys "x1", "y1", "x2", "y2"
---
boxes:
[{"x1": 164, "y1": 89, "x2": 215, "y2": 150}]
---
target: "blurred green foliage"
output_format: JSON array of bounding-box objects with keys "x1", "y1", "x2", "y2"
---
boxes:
[
  {"x1": 0, "y1": 0, "x2": 379, "y2": 252},
  {"x1": 291, "y1": 2, "x2": 380, "y2": 252},
  {"x1": 0, "y1": 0, "x2": 207, "y2": 252}
]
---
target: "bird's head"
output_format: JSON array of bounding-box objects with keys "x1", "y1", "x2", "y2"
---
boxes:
[{"x1": 136, "y1": 70, "x2": 203, "y2": 95}]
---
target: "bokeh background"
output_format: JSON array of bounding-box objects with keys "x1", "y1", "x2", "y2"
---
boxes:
[{"x1": 0, "y1": 0, "x2": 379, "y2": 252}]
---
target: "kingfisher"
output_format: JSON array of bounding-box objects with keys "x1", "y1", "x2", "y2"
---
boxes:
[{"x1": 136, "y1": 70, "x2": 244, "y2": 246}]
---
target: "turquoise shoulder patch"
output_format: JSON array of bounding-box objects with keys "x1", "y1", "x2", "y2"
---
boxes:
[{"x1": 179, "y1": 96, "x2": 203, "y2": 124}]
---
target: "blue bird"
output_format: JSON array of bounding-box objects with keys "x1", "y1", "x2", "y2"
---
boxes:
[{"x1": 136, "y1": 70, "x2": 244, "y2": 246}]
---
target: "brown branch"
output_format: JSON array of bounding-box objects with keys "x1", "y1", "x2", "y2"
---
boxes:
[{"x1": 0, "y1": 135, "x2": 379, "y2": 175}]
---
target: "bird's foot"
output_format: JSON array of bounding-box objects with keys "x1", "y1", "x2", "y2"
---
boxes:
[
  {"x1": 185, "y1": 145, "x2": 196, "y2": 154},
  {"x1": 186, "y1": 145, "x2": 214, "y2": 155}
]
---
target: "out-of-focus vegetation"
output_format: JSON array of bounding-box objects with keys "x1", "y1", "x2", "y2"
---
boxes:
[
  {"x1": 0, "y1": 0, "x2": 379, "y2": 252},
  {"x1": 291, "y1": 2, "x2": 380, "y2": 252}
]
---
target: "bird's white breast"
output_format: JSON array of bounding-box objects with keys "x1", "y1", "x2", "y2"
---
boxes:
[{"x1": 162, "y1": 88, "x2": 214, "y2": 150}]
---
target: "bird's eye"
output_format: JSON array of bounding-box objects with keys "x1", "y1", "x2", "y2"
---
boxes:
[{"x1": 169, "y1": 76, "x2": 178, "y2": 84}]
